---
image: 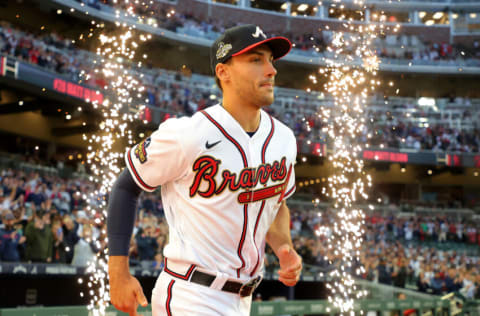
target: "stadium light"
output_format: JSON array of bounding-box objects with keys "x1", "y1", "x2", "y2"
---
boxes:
[
  {"x1": 418, "y1": 97, "x2": 435, "y2": 107},
  {"x1": 297, "y1": 4, "x2": 308, "y2": 12}
]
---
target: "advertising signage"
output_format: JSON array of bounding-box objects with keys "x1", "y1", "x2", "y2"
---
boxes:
[
  {"x1": 1, "y1": 55, "x2": 104, "y2": 104},
  {"x1": 362, "y1": 149, "x2": 437, "y2": 165},
  {"x1": 363, "y1": 150, "x2": 408, "y2": 163},
  {"x1": 446, "y1": 154, "x2": 480, "y2": 168}
]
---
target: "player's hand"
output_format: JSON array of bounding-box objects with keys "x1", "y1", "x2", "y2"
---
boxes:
[
  {"x1": 276, "y1": 244, "x2": 302, "y2": 286},
  {"x1": 109, "y1": 257, "x2": 148, "y2": 316}
]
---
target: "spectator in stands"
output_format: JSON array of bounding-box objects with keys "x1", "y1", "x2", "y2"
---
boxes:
[
  {"x1": 460, "y1": 271, "x2": 476, "y2": 299},
  {"x1": 57, "y1": 184, "x2": 71, "y2": 214},
  {"x1": 51, "y1": 220, "x2": 67, "y2": 263},
  {"x1": 74, "y1": 210, "x2": 89, "y2": 237},
  {"x1": 444, "y1": 267, "x2": 462, "y2": 293},
  {"x1": 62, "y1": 215, "x2": 79, "y2": 263},
  {"x1": 417, "y1": 272, "x2": 430, "y2": 293},
  {"x1": 152, "y1": 252, "x2": 164, "y2": 270},
  {"x1": 430, "y1": 271, "x2": 444, "y2": 295},
  {"x1": 392, "y1": 257, "x2": 407, "y2": 288},
  {"x1": 25, "y1": 210, "x2": 52, "y2": 263},
  {"x1": 475, "y1": 274, "x2": 480, "y2": 299},
  {"x1": 377, "y1": 258, "x2": 393, "y2": 285},
  {"x1": 0, "y1": 211, "x2": 26, "y2": 261},
  {"x1": 135, "y1": 225, "x2": 158, "y2": 262},
  {"x1": 26, "y1": 184, "x2": 46, "y2": 208},
  {"x1": 71, "y1": 225, "x2": 98, "y2": 266}
]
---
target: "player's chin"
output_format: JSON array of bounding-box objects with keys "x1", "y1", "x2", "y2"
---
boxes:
[{"x1": 257, "y1": 93, "x2": 274, "y2": 106}]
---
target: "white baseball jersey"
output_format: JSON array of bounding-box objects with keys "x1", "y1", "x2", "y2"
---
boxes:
[{"x1": 125, "y1": 104, "x2": 296, "y2": 282}]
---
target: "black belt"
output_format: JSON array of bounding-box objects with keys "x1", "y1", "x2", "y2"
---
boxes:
[{"x1": 169, "y1": 269, "x2": 262, "y2": 297}]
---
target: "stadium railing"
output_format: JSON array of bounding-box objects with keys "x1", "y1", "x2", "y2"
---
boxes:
[{"x1": 0, "y1": 299, "x2": 457, "y2": 316}]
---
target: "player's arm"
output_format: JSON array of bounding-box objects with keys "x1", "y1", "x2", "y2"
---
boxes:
[
  {"x1": 266, "y1": 200, "x2": 302, "y2": 286},
  {"x1": 107, "y1": 169, "x2": 148, "y2": 316}
]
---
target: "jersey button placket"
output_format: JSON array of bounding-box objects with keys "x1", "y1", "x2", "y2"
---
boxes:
[{"x1": 246, "y1": 140, "x2": 259, "y2": 276}]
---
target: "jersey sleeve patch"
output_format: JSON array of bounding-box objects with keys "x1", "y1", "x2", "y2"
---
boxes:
[
  {"x1": 134, "y1": 137, "x2": 151, "y2": 164},
  {"x1": 125, "y1": 149, "x2": 156, "y2": 192},
  {"x1": 124, "y1": 117, "x2": 190, "y2": 191}
]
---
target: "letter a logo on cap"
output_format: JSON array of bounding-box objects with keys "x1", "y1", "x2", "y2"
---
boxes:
[{"x1": 252, "y1": 26, "x2": 266, "y2": 39}]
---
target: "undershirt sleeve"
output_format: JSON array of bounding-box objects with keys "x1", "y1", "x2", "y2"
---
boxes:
[{"x1": 107, "y1": 168, "x2": 142, "y2": 256}]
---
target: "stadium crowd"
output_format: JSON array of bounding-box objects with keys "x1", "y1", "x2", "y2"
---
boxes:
[
  {"x1": 0, "y1": 165, "x2": 167, "y2": 269},
  {"x1": 1, "y1": 162, "x2": 479, "y2": 299},
  {"x1": 0, "y1": 21, "x2": 95, "y2": 84},
  {"x1": 88, "y1": 0, "x2": 480, "y2": 63},
  {"x1": 2, "y1": 20, "x2": 480, "y2": 153},
  {"x1": 289, "y1": 208, "x2": 480, "y2": 298}
]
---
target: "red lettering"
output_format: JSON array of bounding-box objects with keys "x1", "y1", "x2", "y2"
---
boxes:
[
  {"x1": 66, "y1": 83, "x2": 84, "y2": 98},
  {"x1": 53, "y1": 79, "x2": 66, "y2": 93},
  {"x1": 52, "y1": 80, "x2": 105, "y2": 104},
  {"x1": 84, "y1": 88, "x2": 91, "y2": 101},
  {"x1": 252, "y1": 165, "x2": 265, "y2": 186},
  {"x1": 190, "y1": 155, "x2": 290, "y2": 202},
  {"x1": 262, "y1": 165, "x2": 272, "y2": 184},
  {"x1": 453, "y1": 155, "x2": 461, "y2": 167},
  {"x1": 239, "y1": 169, "x2": 254, "y2": 187},
  {"x1": 271, "y1": 161, "x2": 280, "y2": 181},
  {"x1": 215, "y1": 170, "x2": 239, "y2": 194},
  {"x1": 475, "y1": 156, "x2": 480, "y2": 168},
  {"x1": 189, "y1": 156, "x2": 220, "y2": 197},
  {"x1": 363, "y1": 151, "x2": 408, "y2": 163}
]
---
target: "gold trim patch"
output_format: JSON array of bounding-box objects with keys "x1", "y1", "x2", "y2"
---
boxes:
[{"x1": 216, "y1": 42, "x2": 232, "y2": 60}]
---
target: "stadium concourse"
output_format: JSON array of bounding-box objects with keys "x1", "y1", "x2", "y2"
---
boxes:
[{"x1": 0, "y1": 0, "x2": 480, "y2": 314}]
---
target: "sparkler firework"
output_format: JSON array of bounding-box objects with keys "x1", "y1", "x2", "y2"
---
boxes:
[
  {"x1": 314, "y1": 1, "x2": 399, "y2": 314},
  {"x1": 72, "y1": 1, "x2": 158, "y2": 314}
]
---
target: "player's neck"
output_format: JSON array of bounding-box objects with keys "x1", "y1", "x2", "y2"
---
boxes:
[{"x1": 221, "y1": 100, "x2": 261, "y2": 133}]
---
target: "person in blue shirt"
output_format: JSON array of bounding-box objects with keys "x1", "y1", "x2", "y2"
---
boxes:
[{"x1": 0, "y1": 211, "x2": 25, "y2": 262}]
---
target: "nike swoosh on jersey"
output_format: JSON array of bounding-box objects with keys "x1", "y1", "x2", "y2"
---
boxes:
[{"x1": 205, "y1": 140, "x2": 221, "y2": 149}]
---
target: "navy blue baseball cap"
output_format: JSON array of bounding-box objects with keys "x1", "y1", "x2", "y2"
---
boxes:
[{"x1": 210, "y1": 24, "x2": 292, "y2": 75}]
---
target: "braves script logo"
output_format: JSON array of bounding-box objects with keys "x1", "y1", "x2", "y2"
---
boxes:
[
  {"x1": 190, "y1": 156, "x2": 290, "y2": 203},
  {"x1": 134, "y1": 137, "x2": 151, "y2": 164}
]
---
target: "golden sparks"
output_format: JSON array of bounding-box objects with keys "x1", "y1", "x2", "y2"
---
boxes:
[
  {"x1": 71, "y1": 1, "x2": 160, "y2": 315},
  {"x1": 314, "y1": 1, "x2": 399, "y2": 314}
]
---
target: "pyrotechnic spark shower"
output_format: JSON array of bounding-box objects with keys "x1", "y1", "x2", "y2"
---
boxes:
[
  {"x1": 312, "y1": 1, "x2": 400, "y2": 314},
  {"x1": 71, "y1": 1, "x2": 162, "y2": 314}
]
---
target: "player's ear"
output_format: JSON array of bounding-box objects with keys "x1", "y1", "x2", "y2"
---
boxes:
[{"x1": 216, "y1": 63, "x2": 230, "y2": 85}]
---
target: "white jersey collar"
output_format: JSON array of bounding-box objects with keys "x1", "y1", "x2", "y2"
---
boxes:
[{"x1": 211, "y1": 103, "x2": 271, "y2": 142}]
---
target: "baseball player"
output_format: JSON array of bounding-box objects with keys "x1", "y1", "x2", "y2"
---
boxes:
[{"x1": 107, "y1": 24, "x2": 302, "y2": 316}]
